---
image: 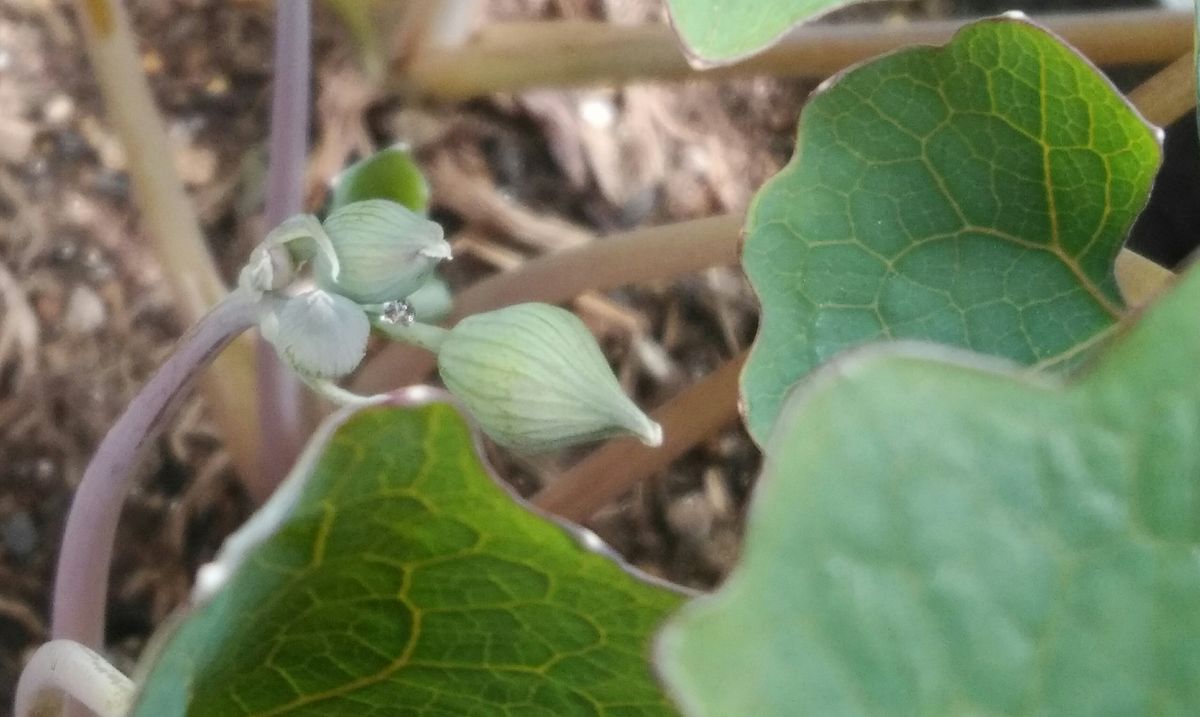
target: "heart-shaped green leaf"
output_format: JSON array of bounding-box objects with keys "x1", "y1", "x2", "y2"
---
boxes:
[
  {"x1": 132, "y1": 399, "x2": 683, "y2": 715},
  {"x1": 741, "y1": 18, "x2": 1161, "y2": 443},
  {"x1": 665, "y1": 0, "x2": 869, "y2": 65},
  {"x1": 659, "y1": 261, "x2": 1200, "y2": 714}
]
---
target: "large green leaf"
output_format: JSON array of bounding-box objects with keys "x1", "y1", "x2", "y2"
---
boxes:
[
  {"x1": 659, "y1": 263, "x2": 1200, "y2": 714},
  {"x1": 665, "y1": 0, "x2": 867, "y2": 65},
  {"x1": 740, "y1": 18, "x2": 1161, "y2": 443},
  {"x1": 132, "y1": 399, "x2": 684, "y2": 715}
]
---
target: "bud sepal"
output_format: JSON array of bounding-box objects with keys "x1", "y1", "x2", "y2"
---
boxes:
[
  {"x1": 437, "y1": 303, "x2": 662, "y2": 453},
  {"x1": 315, "y1": 199, "x2": 451, "y2": 304}
]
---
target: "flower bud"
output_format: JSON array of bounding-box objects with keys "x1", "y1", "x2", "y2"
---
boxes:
[
  {"x1": 315, "y1": 199, "x2": 451, "y2": 304},
  {"x1": 265, "y1": 289, "x2": 369, "y2": 379},
  {"x1": 438, "y1": 303, "x2": 662, "y2": 453}
]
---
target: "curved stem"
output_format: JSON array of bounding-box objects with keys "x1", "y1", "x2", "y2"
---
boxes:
[
  {"x1": 14, "y1": 640, "x2": 134, "y2": 717},
  {"x1": 533, "y1": 354, "x2": 744, "y2": 523},
  {"x1": 70, "y1": 0, "x2": 262, "y2": 482},
  {"x1": 255, "y1": 0, "x2": 313, "y2": 497},
  {"x1": 51, "y1": 292, "x2": 259, "y2": 650}
]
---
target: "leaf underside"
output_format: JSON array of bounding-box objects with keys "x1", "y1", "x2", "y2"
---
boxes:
[
  {"x1": 740, "y1": 18, "x2": 1161, "y2": 443},
  {"x1": 133, "y1": 403, "x2": 683, "y2": 716}
]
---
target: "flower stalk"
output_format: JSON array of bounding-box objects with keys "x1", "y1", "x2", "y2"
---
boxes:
[
  {"x1": 255, "y1": 0, "x2": 313, "y2": 495},
  {"x1": 51, "y1": 292, "x2": 260, "y2": 650}
]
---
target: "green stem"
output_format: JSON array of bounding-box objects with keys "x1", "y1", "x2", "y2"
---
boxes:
[{"x1": 373, "y1": 319, "x2": 450, "y2": 354}]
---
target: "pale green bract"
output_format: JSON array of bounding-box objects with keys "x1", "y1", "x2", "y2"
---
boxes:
[
  {"x1": 438, "y1": 303, "x2": 663, "y2": 453},
  {"x1": 264, "y1": 289, "x2": 370, "y2": 379}
]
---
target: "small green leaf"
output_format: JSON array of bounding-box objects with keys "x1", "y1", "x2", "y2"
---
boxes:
[
  {"x1": 658, "y1": 263, "x2": 1200, "y2": 716},
  {"x1": 133, "y1": 400, "x2": 683, "y2": 715},
  {"x1": 328, "y1": 146, "x2": 431, "y2": 215},
  {"x1": 665, "y1": 0, "x2": 868, "y2": 65},
  {"x1": 741, "y1": 18, "x2": 1161, "y2": 443}
]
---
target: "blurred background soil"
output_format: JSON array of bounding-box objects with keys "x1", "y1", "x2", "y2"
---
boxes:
[{"x1": 0, "y1": 0, "x2": 1194, "y2": 708}]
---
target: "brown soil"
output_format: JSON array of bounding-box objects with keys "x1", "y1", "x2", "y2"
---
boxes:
[{"x1": 0, "y1": 0, "x2": 1194, "y2": 711}]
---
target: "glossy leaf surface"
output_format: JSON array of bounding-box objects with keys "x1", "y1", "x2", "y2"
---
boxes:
[
  {"x1": 741, "y1": 18, "x2": 1161, "y2": 442},
  {"x1": 133, "y1": 401, "x2": 683, "y2": 715}
]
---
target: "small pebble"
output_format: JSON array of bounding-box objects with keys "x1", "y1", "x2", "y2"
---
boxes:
[
  {"x1": 64, "y1": 285, "x2": 107, "y2": 336},
  {"x1": 43, "y1": 94, "x2": 75, "y2": 126}
]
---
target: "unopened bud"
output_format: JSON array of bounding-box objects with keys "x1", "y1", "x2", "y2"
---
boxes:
[
  {"x1": 265, "y1": 290, "x2": 369, "y2": 379},
  {"x1": 316, "y1": 199, "x2": 451, "y2": 304},
  {"x1": 438, "y1": 303, "x2": 662, "y2": 453}
]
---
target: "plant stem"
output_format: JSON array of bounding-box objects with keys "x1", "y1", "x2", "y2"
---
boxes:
[
  {"x1": 372, "y1": 319, "x2": 450, "y2": 354},
  {"x1": 255, "y1": 0, "x2": 312, "y2": 499},
  {"x1": 533, "y1": 354, "x2": 745, "y2": 523},
  {"x1": 51, "y1": 292, "x2": 259, "y2": 651},
  {"x1": 454, "y1": 214, "x2": 742, "y2": 319},
  {"x1": 1127, "y1": 51, "x2": 1196, "y2": 129},
  {"x1": 1112, "y1": 51, "x2": 1194, "y2": 305},
  {"x1": 70, "y1": 0, "x2": 261, "y2": 484},
  {"x1": 351, "y1": 214, "x2": 742, "y2": 393},
  {"x1": 400, "y1": 9, "x2": 1192, "y2": 99},
  {"x1": 14, "y1": 640, "x2": 133, "y2": 717}
]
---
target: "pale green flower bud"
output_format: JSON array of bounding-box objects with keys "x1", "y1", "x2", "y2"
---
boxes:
[
  {"x1": 315, "y1": 199, "x2": 451, "y2": 304},
  {"x1": 264, "y1": 289, "x2": 369, "y2": 379},
  {"x1": 438, "y1": 303, "x2": 662, "y2": 453}
]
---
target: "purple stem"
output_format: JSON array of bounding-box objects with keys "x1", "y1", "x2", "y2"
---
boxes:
[
  {"x1": 256, "y1": 0, "x2": 312, "y2": 492},
  {"x1": 51, "y1": 292, "x2": 259, "y2": 648}
]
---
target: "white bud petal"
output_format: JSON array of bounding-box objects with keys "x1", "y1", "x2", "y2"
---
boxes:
[
  {"x1": 316, "y1": 199, "x2": 451, "y2": 304},
  {"x1": 438, "y1": 303, "x2": 662, "y2": 453},
  {"x1": 271, "y1": 290, "x2": 369, "y2": 379}
]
